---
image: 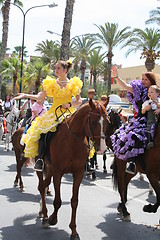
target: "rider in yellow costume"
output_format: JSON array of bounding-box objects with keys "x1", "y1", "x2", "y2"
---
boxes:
[
  {"x1": 22, "y1": 75, "x2": 83, "y2": 159},
  {"x1": 14, "y1": 60, "x2": 95, "y2": 171}
]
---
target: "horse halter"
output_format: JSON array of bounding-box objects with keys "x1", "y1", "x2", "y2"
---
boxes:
[{"x1": 86, "y1": 109, "x2": 107, "y2": 151}]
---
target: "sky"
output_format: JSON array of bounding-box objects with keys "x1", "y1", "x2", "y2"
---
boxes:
[{"x1": 0, "y1": 0, "x2": 159, "y2": 68}]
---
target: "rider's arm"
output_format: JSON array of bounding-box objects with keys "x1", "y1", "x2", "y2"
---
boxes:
[
  {"x1": 20, "y1": 99, "x2": 29, "y2": 116},
  {"x1": 71, "y1": 94, "x2": 82, "y2": 107},
  {"x1": 111, "y1": 65, "x2": 133, "y2": 93},
  {"x1": 14, "y1": 91, "x2": 47, "y2": 101},
  {"x1": 62, "y1": 94, "x2": 82, "y2": 109},
  {"x1": 141, "y1": 101, "x2": 151, "y2": 114}
]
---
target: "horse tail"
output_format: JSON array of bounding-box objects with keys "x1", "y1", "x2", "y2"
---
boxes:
[{"x1": 112, "y1": 157, "x2": 118, "y2": 190}]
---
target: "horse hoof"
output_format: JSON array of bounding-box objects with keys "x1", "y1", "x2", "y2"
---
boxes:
[
  {"x1": 139, "y1": 175, "x2": 144, "y2": 181},
  {"x1": 49, "y1": 215, "x2": 57, "y2": 226},
  {"x1": 46, "y1": 190, "x2": 53, "y2": 196},
  {"x1": 149, "y1": 190, "x2": 153, "y2": 195},
  {"x1": 70, "y1": 234, "x2": 80, "y2": 240},
  {"x1": 143, "y1": 204, "x2": 156, "y2": 213},
  {"x1": 42, "y1": 218, "x2": 49, "y2": 228},
  {"x1": 20, "y1": 187, "x2": 25, "y2": 192},
  {"x1": 95, "y1": 165, "x2": 99, "y2": 170},
  {"x1": 14, "y1": 181, "x2": 18, "y2": 187},
  {"x1": 103, "y1": 169, "x2": 107, "y2": 173},
  {"x1": 39, "y1": 211, "x2": 44, "y2": 218},
  {"x1": 117, "y1": 205, "x2": 122, "y2": 214},
  {"x1": 123, "y1": 215, "x2": 131, "y2": 222}
]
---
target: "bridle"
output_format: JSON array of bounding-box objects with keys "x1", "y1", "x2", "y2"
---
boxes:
[{"x1": 55, "y1": 104, "x2": 107, "y2": 150}]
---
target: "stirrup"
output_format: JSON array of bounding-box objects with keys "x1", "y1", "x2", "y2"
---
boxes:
[
  {"x1": 125, "y1": 162, "x2": 136, "y2": 175},
  {"x1": 34, "y1": 158, "x2": 44, "y2": 172}
]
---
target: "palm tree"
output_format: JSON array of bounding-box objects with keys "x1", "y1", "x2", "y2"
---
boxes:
[
  {"x1": 35, "y1": 39, "x2": 60, "y2": 64},
  {"x1": 0, "y1": 0, "x2": 23, "y2": 98},
  {"x1": 145, "y1": 7, "x2": 160, "y2": 25},
  {"x1": 95, "y1": 22, "x2": 131, "y2": 93},
  {"x1": 122, "y1": 28, "x2": 160, "y2": 71},
  {"x1": 60, "y1": 0, "x2": 75, "y2": 60},
  {"x1": 87, "y1": 49, "x2": 105, "y2": 92},
  {"x1": 71, "y1": 35, "x2": 98, "y2": 86},
  {"x1": 12, "y1": 45, "x2": 28, "y2": 59},
  {"x1": 1, "y1": 54, "x2": 22, "y2": 95},
  {"x1": 25, "y1": 58, "x2": 51, "y2": 93}
]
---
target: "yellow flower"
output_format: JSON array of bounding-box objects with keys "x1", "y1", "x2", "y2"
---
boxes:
[{"x1": 66, "y1": 59, "x2": 72, "y2": 64}]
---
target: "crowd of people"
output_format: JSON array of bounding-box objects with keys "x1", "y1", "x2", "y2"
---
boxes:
[{"x1": 0, "y1": 60, "x2": 160, "y2": 177}]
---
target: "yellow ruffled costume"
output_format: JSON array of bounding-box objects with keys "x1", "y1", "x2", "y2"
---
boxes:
[{"x1": 22, "y1": 76, "x2": 83, "y2": 158}]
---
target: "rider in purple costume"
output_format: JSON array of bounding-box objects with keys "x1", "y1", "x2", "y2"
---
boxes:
[{"x1": 111, "y1": 65, "x2": 157, "y2": 174}]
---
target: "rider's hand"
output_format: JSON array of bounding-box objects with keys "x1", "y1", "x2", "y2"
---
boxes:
[{"x1": 62, "y1": 103, "x2": 70, "y2": 109}]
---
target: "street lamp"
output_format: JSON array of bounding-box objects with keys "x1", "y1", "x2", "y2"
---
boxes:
[{"x1": 10, "y1": 2, "x2": 58, "y2": 97}]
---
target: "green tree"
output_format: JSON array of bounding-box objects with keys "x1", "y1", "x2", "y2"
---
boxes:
[
  {"x1": 12, "y1": 45, "x2": 28, "y2": 59},
  {"x1": 145, "y1": 7, "x2": 160, "y2": 25},
  {"x1": 87, "y1": 49, "x2": 105, "y2": 92},
  {"x1": 71, "y1": 35, "x2": 98, "y2": 87},
  {"x1": 122, "y1": 28, "x2": 160, "y2": 71},
  {"x1": 60, "y1": 0, "x2": 75, "y2": 60},
  {"x1": 95, "y1": 22, "x2": 131, "y2": 93},
  {"x1": 0, "y1": 0, "x2": 23, "y2": 98},
  {"x1": 35, "y1": 39, "x2": 60, "y2": 64},
  {"x1": 25, "y1": 57, "x2": 51, "y2": 93},
  {"x1": 1, "y1": 54, "x2": 22, "y2": 95}
]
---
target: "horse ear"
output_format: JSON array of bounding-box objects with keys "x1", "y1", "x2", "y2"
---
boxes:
[
  {"x1": 118, "y1": 108, "x2": 122, "y2": 114},
  {"x1": 103, "y1": 97, "x2": 110, "y2": 108},
  {"x1": 89, "y1": 98, "x2": 96, "y2": 109}
]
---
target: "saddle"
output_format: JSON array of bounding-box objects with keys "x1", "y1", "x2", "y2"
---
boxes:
[{"x1": 39, "y1": 126, "x2": 59, "y2": 163}]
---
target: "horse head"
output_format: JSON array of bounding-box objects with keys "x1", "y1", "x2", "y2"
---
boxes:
[
  {"x1": 105, "y1": 107, "x2": 122, "y2": 150},
  {"x1": 7, "y1": 107, "x2": 20, "y2": 126},
  {"x1": 86, "y1": 99, "x2": 110, "y2": 154}
]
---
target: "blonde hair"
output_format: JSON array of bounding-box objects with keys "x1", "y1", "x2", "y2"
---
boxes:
[{"x1": 149, "y1": 84, "x2": 160, "y2": 93}]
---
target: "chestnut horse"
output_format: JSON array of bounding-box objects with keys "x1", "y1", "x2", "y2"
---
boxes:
[
  {"x1": 36, "y1": 99, "x2": 110, "y2": 240},
  {"x1": 12, "y1": 127, "x2": 28, "y2": 191},
  {"x1": 112, "y1": 123, "x2": 160, "y2": 221}
]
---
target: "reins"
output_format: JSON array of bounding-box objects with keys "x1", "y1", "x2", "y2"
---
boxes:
[
  {"x1": 55, "y1": 105, "x2": 91, "y2": 149},
  {"x1": 55, "y1": 104, "x2": 106, "y2": 151}
]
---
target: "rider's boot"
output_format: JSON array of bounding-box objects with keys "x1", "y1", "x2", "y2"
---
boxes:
[
  {"x1": 146, "y1": 132, "x2": 154, "y2": 149},
  {"x1": 34, "y1": 134, "x2": 45, "y2": 172},
  {"x1": 125, "y1": 159, "x2": 136, "y2": 175}
]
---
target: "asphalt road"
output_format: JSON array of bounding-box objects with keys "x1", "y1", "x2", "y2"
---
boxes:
[{"x1": 0, "y1": 142, "x2": 160, "y2": 240}]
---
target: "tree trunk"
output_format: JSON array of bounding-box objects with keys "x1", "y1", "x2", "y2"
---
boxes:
[
  {"x1": 93, "y1": 70, "x2": 97, "y2": 93},
  {"x1": 13, "y1": 74, "x2": 17, "y2": 96},
  {"x1": 60, "y1": 0, "x2": 75, "y2": 60},
  {"x1": 107, "y1": 51, "x2": 113, "y2": 94},
  {"x1": 145, "y1": 58, "x2": 155, "y2": 72},
  {"x1": 0, "y1": 0, "x2": 11, "y2": 98},
  {"x1": 35, "y1": 77, "x2": 41, "y2": 94}
]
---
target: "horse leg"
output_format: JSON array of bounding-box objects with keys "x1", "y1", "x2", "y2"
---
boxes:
[
  {"x1": 5, "y1": 132, "x2": 9, "y2": 151},
  {"x1": 116, "y1": 158, "x2": 131, "y2": 221},
  {"x1": 143, "y1": 174, "x2": 160, "y2": 213},
  {"x1": 36, "y1": 171, "x2": 49, "y2": 227},
  {"x1": 14, "y1": 150, "x2": 25, "y2": 191},
  {"x1": 49, "y1": 173, "x2": 62, "y2": 226},
  {"x1": 69, "y1": 169, "x2": 84, "y2": 240},
  {"x1": 103, "y1": 152, "x2": 107, "y2": 173}
]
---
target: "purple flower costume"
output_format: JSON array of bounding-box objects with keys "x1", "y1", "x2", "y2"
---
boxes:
[{"x1": 111, "y1": 80, "x2": 148, "y2": 161}]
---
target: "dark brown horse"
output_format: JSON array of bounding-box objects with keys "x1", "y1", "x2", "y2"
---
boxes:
[
  {"x1": 36, "y1": 99, "x2": 110, "y2": 240},
  {"x1": 112, "y1": 124, "x2": 160, "y2": 221},
  {"x1": 12, "y1": 127, "x2": 29, "y2": 191}
]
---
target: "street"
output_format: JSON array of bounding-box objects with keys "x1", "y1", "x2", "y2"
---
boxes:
[{"x1": 0, "y1": 142, "x2": 160, "y2": 240}]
